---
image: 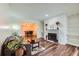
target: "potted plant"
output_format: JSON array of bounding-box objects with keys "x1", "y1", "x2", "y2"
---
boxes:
[{"x1": 6, "y1": 32, "x2": 24, "y2": 55}]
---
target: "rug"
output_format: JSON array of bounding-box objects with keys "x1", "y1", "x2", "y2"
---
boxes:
[{"x1": 31, "y1": 41, "x2": 55, "y2": 55}]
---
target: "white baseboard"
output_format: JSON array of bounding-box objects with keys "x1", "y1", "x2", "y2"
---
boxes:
[
  {"x1": 67, "y1": 42, "x2": 79, "y2": 47},
  {"x1": 58, "y1": 41, "x2": 66, "y2": 45}
]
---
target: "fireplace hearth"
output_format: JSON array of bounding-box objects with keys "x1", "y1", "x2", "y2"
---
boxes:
[{"x1": 48, "y1": 33, "x2": 58, "y2": 42}]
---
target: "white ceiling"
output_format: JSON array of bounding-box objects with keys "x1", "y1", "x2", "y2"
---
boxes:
[{"x1": 0, "y1": 3, "x2": 79, "y2": 22}]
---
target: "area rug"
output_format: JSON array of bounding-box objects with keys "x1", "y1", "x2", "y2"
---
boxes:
[
  {"x1": 31, "y1": 41, "x2": 56, "y2": 55},
  {"x1": 31, "y1": 47, "x2": 45, "y2": 55}
]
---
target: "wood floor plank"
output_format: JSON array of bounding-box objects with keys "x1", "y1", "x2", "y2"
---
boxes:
[{"x1": 35, "y1": 40, "x2": 79, "y2": 56}]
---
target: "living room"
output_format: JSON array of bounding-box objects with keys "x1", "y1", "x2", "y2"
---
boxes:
[{"x1": 0, "y1": 3, "x2": 79, "y2": 56}]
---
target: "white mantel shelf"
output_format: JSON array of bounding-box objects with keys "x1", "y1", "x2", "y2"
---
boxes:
[{"x1": 47, "y1": 29, "x2": 59, "y2": 33}]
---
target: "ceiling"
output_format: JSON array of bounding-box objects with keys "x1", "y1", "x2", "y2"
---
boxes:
[{"x1": 0, "y1": 3, "x2": 79, "y2": 22}]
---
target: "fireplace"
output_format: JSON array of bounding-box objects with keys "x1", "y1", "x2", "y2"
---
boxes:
[{"x1": 48, "y1": 33, "x2": 58, "y2": 42}]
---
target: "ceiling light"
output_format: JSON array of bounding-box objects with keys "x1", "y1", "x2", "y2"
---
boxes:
[
  {"x1": 0, "y1": 26, "x2": 9, "y2": 29},
  {"x1": 45, "y1": 14, "x2": 48, "y2": 17},
  {"x1": 12, "y1": 25, "x2": 20, "y2": 30}
]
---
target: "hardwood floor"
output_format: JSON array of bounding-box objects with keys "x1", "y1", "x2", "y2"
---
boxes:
[{"x1": 34, "y1": 40, "x2": 79, "y2": 56}]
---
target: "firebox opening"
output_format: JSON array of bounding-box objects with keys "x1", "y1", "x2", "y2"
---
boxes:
[{"x1": 48, "y1": 33, "x2": 58, "y2": 42}]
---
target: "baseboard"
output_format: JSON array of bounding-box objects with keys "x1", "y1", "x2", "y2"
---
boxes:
[
  {"x1": 67, "y1": 42, "x2": 79, "y2": 47},
  {"x1": 58, "y1": 41, "x2": 66, "y2": 45}
]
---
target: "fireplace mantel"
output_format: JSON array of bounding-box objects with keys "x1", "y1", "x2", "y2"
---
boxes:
[{"x1": 47, "y1": 29, "x2": 58, "y2": 33}]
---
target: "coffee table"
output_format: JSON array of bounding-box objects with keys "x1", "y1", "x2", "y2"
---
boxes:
[{"x1": 31, "y1": 41, "x2": 39, "y2": 51}]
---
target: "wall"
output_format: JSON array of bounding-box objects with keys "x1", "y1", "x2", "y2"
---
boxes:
[
  {"x1": 18, "y1": 20, "x2": 43, "y2": 38},
  {"x1": 0, "y1": 20, "x2": 43, "y2": 55},
  {"x1": 44, "y1": 15, "x2": 67, "y2": 44},
  {"x1": 44, "y1": 14, "x2": 79, "y2": 46},
  {"x1": 0, "y1": 4, "x2": 44, "y2": 55},
  {"x1": 67, "y1": 14, "x2": 79, "y2": 46}
]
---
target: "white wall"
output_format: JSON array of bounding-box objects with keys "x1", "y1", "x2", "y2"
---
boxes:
[
  {"x1": 0, "y1": 4, "x2": 44, "y2": 55},
  {"x1": 44, "y1": 15, "x2": 67, "y2": 44},
  {"x1": 58, "y1": 15, "x2": 68, "y2": 44},
  {"x1": 67, "y1": 14, "x2": 79, "y2": 35},
  {"x1": 67, "y1": 14, "x2": 79, "y2": 46},
  {"x1": 44, "y1": 14, "x2": 79, "y2": 46},
  {"x1": 0, "y1": 20, "x2": 43, "y2": 55}
]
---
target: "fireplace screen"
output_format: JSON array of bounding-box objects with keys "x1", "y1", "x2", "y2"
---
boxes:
[{"x1": 48, "y1": 33, "x2": 58, "y2": 42}]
